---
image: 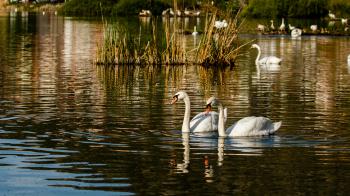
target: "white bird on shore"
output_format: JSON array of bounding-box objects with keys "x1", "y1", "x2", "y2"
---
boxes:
[
  {"x1": 270, "y1": 20, "x2": 275, "y2": 30},
  {"x1": 257, "y1": 24, "x2": 266, "y2": 32},
  {"x1": 329, "y1": 10, "x2": 336, "y2": 19},
  {"x1": 310, "y1": 25, "x2": 317, "y2": 32},
  {"x1": 341, "y1": 18, "x2": 348, "y2": 25},
  {"x1": 288, "y1": 24, "x2": 295, "y2": 31},
  {"x1": 279, "y1": 18, "x2": 286, "y2": 32}
]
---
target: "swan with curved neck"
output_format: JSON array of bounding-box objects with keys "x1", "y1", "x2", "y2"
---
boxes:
[
  {"x1": 251, "y1": 44, "x2": 282, "y2": 66},
  {"x1": 171, "y1": 91, "x2": 226, "y2": 133},
  {"x1": 279, "y1": 18, "x2": 285, "y2": 32},
  {"x1": 206, "y1": 97, "x2": 282, "y2": 137}
]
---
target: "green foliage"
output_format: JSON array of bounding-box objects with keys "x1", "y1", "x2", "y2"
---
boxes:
[
  {"x1": 328, "y1": 0, "x2": 350, "y2": 17},
  {"x1": 242, "y1": 0, "x2": 349, "y2": 18},
  {"x1": 112, "y1": 0, "x2": 169, "y2": 16},
  {"x1": 60, "y1": 0, "x2": 117, "y2": 16}
]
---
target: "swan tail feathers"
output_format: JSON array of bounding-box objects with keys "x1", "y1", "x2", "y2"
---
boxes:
[{"x1": 272, "y1": 121, "x2": 282, "y2": 132}]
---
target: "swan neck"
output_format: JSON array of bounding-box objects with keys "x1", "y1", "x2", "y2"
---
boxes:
[
  {"x1": 218, "y1": 105, "x2": 226, "y2": 137},
  {"x1": 182, "y1": 96, "x2": 191, "y2": 132},
  {"x1": 255, "y1": 46, "x2": 261, "y2": 66}
]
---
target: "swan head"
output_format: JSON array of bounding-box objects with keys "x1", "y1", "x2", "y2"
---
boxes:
[
  {"x1": 206, "y1": 96, "x2": 222, "y2": 108},
  {"x1": 171, "y1": 91, "x2": 188, "y2": 104},
  {"x1": 251, "y1": 44, "x2": 260, "y2": 49}
]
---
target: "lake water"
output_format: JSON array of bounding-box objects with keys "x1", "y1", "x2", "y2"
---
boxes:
[{"x1": 1, "y1": 12, "x2": 350, "y2": 195}]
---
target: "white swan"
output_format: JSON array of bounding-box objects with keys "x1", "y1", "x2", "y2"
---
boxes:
[
  {"x1": 171, "y1": 91, "x2": 226, "y2": 133},
  {"x1": 288, "y1": 24, "x2": 295, "y2": 31},
  {"x1": 341, "y1": 18, "x2": 348, "y2": 25},
  {"x1": 270, "y1": 20, "x2": 275, "y2": 30},
  {"x1": 279, "y1": 18, "x2": 285, "y2": 32},
  {"x1": 251, "y1": 44, "x2": 282, "y2": 65},
  {"x1": 348, "y1": 54, "x2": 350, "y2": 65},
  {"x1": 192, "y1": 26, "x2": 198, "y2": 36},
  {"x1": 310, "y1": 25, "x2": 317, "y2": 32},
  {"x1": 206, "y1": 97, "x2": 282, "y2": 137},
  {"x1": 214, "y1": 20, "x2": 228, "y2": 29},
  {"x1": 257, "y1": 24, "x2": 266, "y2": 32},
  {"x1": 328, "y1": 10, "x2": 336, "y2": 19},
  {"x1": 291, "y1": 28, "x2": 302, "y2": 37}
]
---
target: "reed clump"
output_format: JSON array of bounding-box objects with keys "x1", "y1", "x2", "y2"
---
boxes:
[
  {"x1": 95, "y1": 18, "x2": 187, "y2": 66},
  {"x1": 95, "y1": 6, "x2": 248, "y2": 67},
  {"x1": 196, "y1": 7, "x2": 251, "y2": 67}
]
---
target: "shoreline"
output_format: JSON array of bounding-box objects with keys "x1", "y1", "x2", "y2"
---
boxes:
[{"x1": 0, "y1": 3, "x2": 63, "y2": 13}]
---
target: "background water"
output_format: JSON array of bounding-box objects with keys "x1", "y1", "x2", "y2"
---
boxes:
[{"x1": 1, "y1": 12, "x2": 350, "y2": 195}]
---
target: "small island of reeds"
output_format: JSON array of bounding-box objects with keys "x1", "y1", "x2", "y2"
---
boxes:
[{"x1": 94, "y1": 5, "x2": 249, "y2": 68}]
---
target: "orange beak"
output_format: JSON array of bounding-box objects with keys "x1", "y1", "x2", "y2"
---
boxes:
[
  {"x1": 170, "y1": 96, "x2": 178, "y2": 104},
  {"x1": 205, "y1": 104, "x2": 212, "y2": 114}
]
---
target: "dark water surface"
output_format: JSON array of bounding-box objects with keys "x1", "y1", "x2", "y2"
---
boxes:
[{"x1": 1, "y1": 12, "x2": 350, "y2": 195}]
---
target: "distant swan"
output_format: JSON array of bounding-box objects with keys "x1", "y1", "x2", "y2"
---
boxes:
[
  {"x1": 257, "y1": 24, "x2": 266, "y2": 32},
  {"x1": 328, "y1": 10, "x2": 336, "y2": 20},
  {"x1": 192, "y1": 26, "x2": 198, "y2": 36},
  {"x1": 251, "y1": 44, "x2": 282, "y2": 66},
  {"x1": 288, "y1": 24, "x2": 295, "y2": 31},
  {"x1": 291, "y1": 28, "x2": 302, "y2": 37},
  {"x1": 206, "y1": 97, "x2": 282, "y2": 137},
  {"x1": 171, "y1": 91, "x2": 226, "y2": 133},
  {"x1": 279, "y1": 18, "x2": 285, "y2": 32},
  {"x1": 215, "y1": 20, "x2": 228, "y2": 29},
  {"x1": 348, "y1": 54, "x2": 350, "y2": 65},
  {"x1": 270, "y1": 20, "x2": 275, "y2": 30},
  {"x1": 310, "y1": 25, "x2": 317, "y2": 32}
]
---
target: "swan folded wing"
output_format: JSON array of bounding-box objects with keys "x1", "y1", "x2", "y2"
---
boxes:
[
  {"x1": 267, "y1": 56, "x2": 282, "y2": 64},
  {"x1": 259, "y1": 56, "x2": 281, "y2": 65},
  {"x1": 190, "y1": 111, "x2": 219, "y2": 132},
  {"x1": 226, "y1": 116, "x2": 280, "y2": 136}
]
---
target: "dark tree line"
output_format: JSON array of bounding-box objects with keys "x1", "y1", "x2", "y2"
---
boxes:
[{"x1": 60, "y1": 0, "x2": 350, "y2": 18}]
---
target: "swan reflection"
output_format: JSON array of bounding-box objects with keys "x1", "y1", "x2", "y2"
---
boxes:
[
  {"x1": 175, "y1": 133, "x2": 190, "y2": 173},
  {"x1": 172, "y1": 133, "x2": 282, "y2": 177}
]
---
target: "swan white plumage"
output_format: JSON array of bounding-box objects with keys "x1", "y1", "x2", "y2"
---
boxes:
[
  {"x1": 257, "y1": 24, "x2": 266, "y2": 32},
  {"x1": 214, "y1": 20, "x2": 228, "y2": 29},
  {"x1": 171, "y1": 91, "x2": 227, "y2": 133},
  {"x1": 192, "y1": 26, "x2": 198, "y2": 36},
  {"x1": 279, "y1": 18, "x2": 285, "y2": 32},
  {"x1": 328, "y1": 10, "x2": 336, "y2": 19},
  {"x1": 270, "y1": 20, "x2": 275, "y2": 30},
  {"x1": 206, "y1": 97, "x2": 282, "y2": 137},
  {"x1": 288, "y1": 24, "x2": 295, "y2": 31},
  {"x1": 310, "y1": 25, "x2": 317, "y2": 32},
  {"x1": 291, "y1": 28, "x2": 302, "y2": 37},
  {"x1": 341, "y1": 18, "x2": 348, "y2": 25},
  {"x1": 251, "y1": 44, "x2": 282, "y2": 66}
]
